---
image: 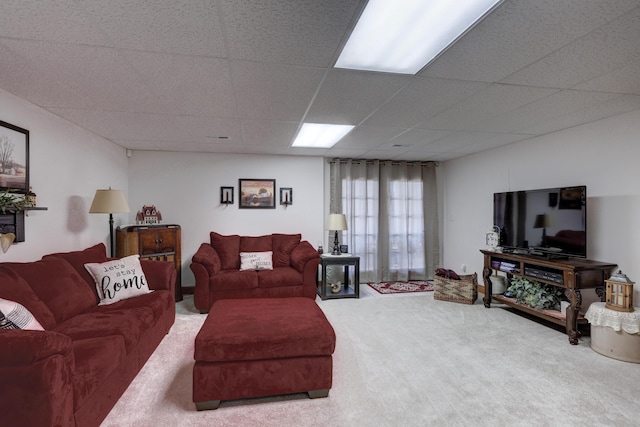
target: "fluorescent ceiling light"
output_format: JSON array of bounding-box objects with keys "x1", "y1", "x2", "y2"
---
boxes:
[
  {"x1": 335, "y1": 0, "x2": 502, "y2": 74},
  {"x1": 292, "y1": 123, "x2": 355, "y2": 148}
]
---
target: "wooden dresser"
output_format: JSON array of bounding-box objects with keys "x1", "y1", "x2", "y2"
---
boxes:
[{"x1": 116, "y1": 224, "x2": 182, "y2": 301}]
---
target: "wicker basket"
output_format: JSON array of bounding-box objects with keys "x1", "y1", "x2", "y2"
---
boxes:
[{"x1": 433, "y1": 272, "x2": 478, "y2": 304}]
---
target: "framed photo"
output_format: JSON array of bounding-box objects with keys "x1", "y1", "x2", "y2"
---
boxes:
[
  {"x1": 340, "y1": 244, "x2": 349, "y2": 254},
  {"x1": 0, "y1": 120, "x2": 29, "y2": 193},
  {"x1": 280, "y1": 187, "x2": 292, "y2": 205},
  {"x1": 220, "y1": 187, "x2": 234, "y2": 204},
  {"x1": 559, "y1": 187, "x2": 583, "y2": 210},
  {"x1": 239, "y1": 179, "x2": 276, "y2": 209}
]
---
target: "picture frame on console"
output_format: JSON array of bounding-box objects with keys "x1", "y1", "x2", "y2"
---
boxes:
[
  {"x1": 0, "y1": 120, "x2": 29, "y2": 193},
  {"x1": 239, "y1": 179, "x2": 276, "y2": 209}
]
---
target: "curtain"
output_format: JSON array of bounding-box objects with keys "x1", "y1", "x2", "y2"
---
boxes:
[{"x1": 329, "y1": 159, "x2": 439, "y2": 283}]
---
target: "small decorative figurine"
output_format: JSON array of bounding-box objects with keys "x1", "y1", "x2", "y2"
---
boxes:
[{"x1": 136, "y1": 205, "x2": 163, "y2": 225}]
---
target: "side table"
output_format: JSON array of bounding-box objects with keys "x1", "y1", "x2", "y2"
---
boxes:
[
  {"x1": 585, "y1": 302, "x2": 640, "y2": 363},
  {"x1": 318, "y1": 254, "x2": 360, "y2": 300}
]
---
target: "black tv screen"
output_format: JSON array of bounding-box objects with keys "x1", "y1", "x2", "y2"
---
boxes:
[{"x1": 493, "y1": 186, "x2": 586, "y2": 258}]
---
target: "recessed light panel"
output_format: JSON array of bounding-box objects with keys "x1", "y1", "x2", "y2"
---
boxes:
[
  {"x1": 335, "y1": 0, "x2": 503, "y2": 74},
  {"x1": 292, "y1": 123, "x2": 355, "y2": 148}
]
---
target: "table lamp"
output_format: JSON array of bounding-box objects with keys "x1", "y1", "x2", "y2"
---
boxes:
[
  {"x1": 89, "y1": 188, "x2": 130, "y2": 257},
  {"x1": 326, "y1": 213, "x2": 347, "y2": 255},
  {"x1": 533, "y1": 213, "x2": 553, "y2": 246}
]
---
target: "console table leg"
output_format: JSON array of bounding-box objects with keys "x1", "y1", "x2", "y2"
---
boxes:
[
  {"x1": 565, "y1": 289, "x2": 582, "y2": 345},
  {"x1": 482, "y1": 266, "x2": 493, "y2": 308}
]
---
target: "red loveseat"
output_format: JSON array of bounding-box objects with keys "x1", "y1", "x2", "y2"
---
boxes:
[
  {"x1": 0, "y1": 243, "x2": 176, "y2": 427},
  {"x1": 190, "y1": 232, "x2": 320, "y2": 312}
]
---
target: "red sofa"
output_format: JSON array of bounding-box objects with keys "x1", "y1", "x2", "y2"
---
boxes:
[
  {"x1": 0, "y1": 243, "x2": 176, "y2": 427},
  {"x1": 190, "y1": 232, "x2": 320, "y2": 312}
]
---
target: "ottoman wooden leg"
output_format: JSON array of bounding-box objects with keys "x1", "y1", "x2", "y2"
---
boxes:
[
  {"x1": 308, "y1": 389, "x2": 329, "y2": 399},
  {"x1": 195, "y1": 400, "x2": 221, "y2": 411}
]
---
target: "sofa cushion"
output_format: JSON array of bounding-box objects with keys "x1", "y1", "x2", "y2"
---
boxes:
[
  {"x1": 240, "y1": 251, "x2": 273, "y2": 271},
  {"x1": 0, "y1": 266, "x2": 56, "y2": 330},
  {"x1": 4, "y1": 258, "x2": 97, "y2": 323},
  {"x1": 72, "y1": 335, "x2": 127, "y2": 408},
  {"x1": 84, "y1": 255, "x2": 152, "y2": 305},
  {"x1": 54, "y1": 307, "x2": 154, "y2": 352},
  {"x1": 43, "y1": 243, "x2": 108, "y2": 302},
  {"x1": 95, "y1": 290, "x2": 173, "y2": 323},
  {"x1": 192, "y1": 243, "x2": 221, "y2": 275},
  {"x1": 210, "y1": 232, "x2": 241, "y2": 270},
  {"x1": 272, "y1": 233, "x2": 301, "y2": 267},
  {"x1": 210, "y1": 270, "x2": 258, "y2": 291},
  {"x1": 0, "y1": 297, "x2": 45, "y2": 330},
  {"x1": 257, "y1": 267, "x2": 303, "y2": 288},
  {"x1": 239, "y1": 235, "x2": 273, "y2": 252}
]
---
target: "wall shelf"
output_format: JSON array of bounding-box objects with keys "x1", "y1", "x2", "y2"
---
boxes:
[{"x1": 0, "y1": 207, "x2": 48, "y2": 242}]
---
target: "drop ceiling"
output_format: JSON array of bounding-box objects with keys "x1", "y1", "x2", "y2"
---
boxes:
[{"x1": 1, "y1": 0, "x2": 639, "y2": 161}]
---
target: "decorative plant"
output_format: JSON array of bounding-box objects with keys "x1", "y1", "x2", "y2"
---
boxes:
[
  {"x1": 0, "y1": 189, "x2": 30, "y2": 214},
  {"x1": 506, "y1": 276, "x2": 564, "y2": 311}
]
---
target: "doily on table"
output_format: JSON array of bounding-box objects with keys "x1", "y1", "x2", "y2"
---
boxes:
[{"x1": 585, "y1": 302, "x2": 640, "y2": 334}]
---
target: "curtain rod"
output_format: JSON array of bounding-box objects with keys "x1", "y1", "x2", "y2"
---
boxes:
[{"x1": 327, "y1": 158, "x2": 438, "y2": 167}]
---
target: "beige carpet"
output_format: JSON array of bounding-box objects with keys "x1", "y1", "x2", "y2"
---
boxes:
[{"x1": 101, "y1": 288, "x2": 639, "y2": 426}]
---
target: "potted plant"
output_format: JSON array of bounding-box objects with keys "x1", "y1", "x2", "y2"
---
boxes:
[
  {"x1": 506, "y1": 276, "x2": 564, "y2": 311},
  {"x1": 0, "y1": 189, "x2": 30, "y2": 214}
]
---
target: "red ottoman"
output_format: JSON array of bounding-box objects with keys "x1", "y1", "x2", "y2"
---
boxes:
[{"x1": 193, "y1": 297, "x2": 336, "y2": 410}]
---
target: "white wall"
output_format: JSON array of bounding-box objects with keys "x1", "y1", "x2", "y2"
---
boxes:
[
  {"x1": 127, "y1": 151, "x2": 325, "y2": 286},
  {"x1": 0, "y1": 88, "x2": 128, "y2": 262},
  {"x1": 441, "y1": 109, "x2": 640, "y2": 303}
]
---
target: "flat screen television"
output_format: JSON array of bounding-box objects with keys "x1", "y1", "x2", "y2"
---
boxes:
[{"x1": 493, "y1": 186, "x2": 587, "y2": 258}]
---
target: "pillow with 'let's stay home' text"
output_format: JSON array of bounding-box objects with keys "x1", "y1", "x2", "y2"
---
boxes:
[{"x1": 84, "y1": 255, "x2": 152, "y2": 305}]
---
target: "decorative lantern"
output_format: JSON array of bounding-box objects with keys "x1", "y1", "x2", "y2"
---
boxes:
[{"x1": 605, "y1": 270, "x2": 634, "y2": 312}]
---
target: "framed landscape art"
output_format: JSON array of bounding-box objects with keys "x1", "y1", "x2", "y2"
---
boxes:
[
  {"x1": 0, "y1": 120, "x2": 29, "y2": 193},
  {"x1": 239, "y1": 179, "x2": 276, "y2": 209}
]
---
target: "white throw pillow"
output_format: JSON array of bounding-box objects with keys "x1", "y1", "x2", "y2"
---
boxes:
[
  {"x1": 239, "y1": 251, "x2": 273, "y2": 271},
  {"x1": 0, "y1": 298, "x2": 45, "y2": 330},
  {"x1": 84, "y1": 255, "x2": 152, "y2": 305}
]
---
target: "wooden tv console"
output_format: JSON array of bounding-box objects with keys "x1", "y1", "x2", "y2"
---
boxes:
[{"x1": 480, "y1": 250, "x2": 616, "y2": 345}]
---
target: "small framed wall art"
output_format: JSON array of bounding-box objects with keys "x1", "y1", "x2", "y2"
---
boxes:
[
  {"x1": 239, "y1": 179, "x2": 276, "y2": 209},
  {"x1": 280, "y1": 187, "x2": 292, "y2": 205},
  {"x1": 220, "y1": 187, "x2": 234, "y2": 205},
  {"x1": 0, "y1": 120, "x2": 29, "y2": 193}
]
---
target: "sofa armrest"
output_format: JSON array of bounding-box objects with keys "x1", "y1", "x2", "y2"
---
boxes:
[
  {"x1": 0, "y1": 330, "x2": 73, "y2": 366},
  {"x1": 0, "y1": 330, "x2": 75, "y2": 427},
  {"x1": 290, "y1": 241, "x2": 320, "y2": 273},
  {"x1": 140, "y1": 259, "x2": 176, "y2": 293},
  {"x1": 191, "y1": 243, "x2": 221, "y2": 275}
]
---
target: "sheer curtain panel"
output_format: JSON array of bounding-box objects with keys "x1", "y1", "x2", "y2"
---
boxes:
[{"x1": 329, "y1": 159, "x2": 439, "y2": 283}]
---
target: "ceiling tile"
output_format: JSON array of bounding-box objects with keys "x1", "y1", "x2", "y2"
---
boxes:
[
  {"x1": 229, "y1": 60, "x2": 325, "y2": 121},
  {"x1": 220, "y1": 0, "x2": 361, "y2": 67},
  {"x1": 363, "y1": 77, "x2": 489, "y2": 128},
  {"x1": 422, "y1": 0, "x2": 640, "y2": 82},
  {"x1": 305, "y1": 69, "x2": 411, "y2": 125},
  {"x1": 420, "y1": 84, "x2": 558, "y2": 131},
  {"x1": 502, "y1": 7, "x2": 640, "y2": 89}
]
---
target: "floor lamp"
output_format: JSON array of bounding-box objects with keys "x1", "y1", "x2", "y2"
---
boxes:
[
  {"x1": 89, "y1": 188, "x2": 130, "y2": 257},
  {"x1": 326, "y1": 213, "x2": 347, "y2": 255}
]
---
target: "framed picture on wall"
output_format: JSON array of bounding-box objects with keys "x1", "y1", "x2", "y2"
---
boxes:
[
  {"x1": 239, "y1": 179, "x2": 276, "y2": 209},
  {"x1": 220, "y1": 187, "x2": 234, "y2": 204},
  {"x1": 0, "y1": 120, "x2": 29, "y2": 193},
  {"x1": 280, "y1": 187, "x2": 292, "y2": 205}
]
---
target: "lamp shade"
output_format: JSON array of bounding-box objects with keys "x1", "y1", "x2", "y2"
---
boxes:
[
  {"x1": 533, "y1": 214, "x2": 553, "y2": 229},
  {"x1": 326, "y1": 213, "x2": 347, "y2": 231},
  {"x1": 89, "y1": 189, "x2": 130, "y2": 214}
]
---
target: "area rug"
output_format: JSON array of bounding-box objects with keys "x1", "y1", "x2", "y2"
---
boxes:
[{"x1": 367, "y1": 280, "x2": 434, "y2": 294}]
